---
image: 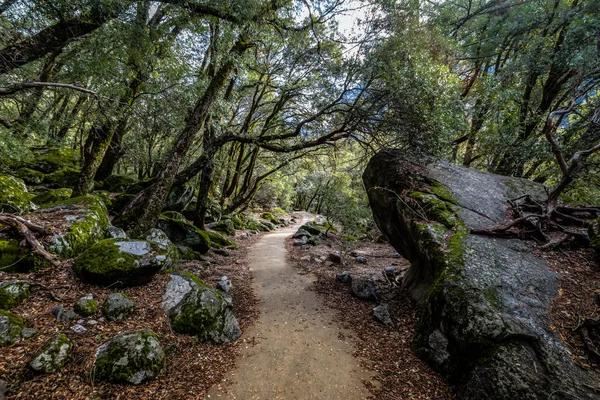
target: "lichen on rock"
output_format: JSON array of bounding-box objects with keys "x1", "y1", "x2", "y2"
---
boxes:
[
  {"x1": 163, "y1": 273, "x2": 241, "y2": 344},
  {"x1": 93, "y1": 329, "x2": 166, "y2": 385},
  {"x1": 74, "y1": 293, "x2": 98, "y2": 316},
  {"x1": 0, "y1": 280, "x2": 30, "y2": 310},
  {"x1": 0, "y1": 310, "x2": 26, "y2": 346},
  {"x1": 103, "y1": 293, "x2": 136, "y2": 321},
  {"x1": 28, "y1": 333, "x2": 73, "y2": 373}
]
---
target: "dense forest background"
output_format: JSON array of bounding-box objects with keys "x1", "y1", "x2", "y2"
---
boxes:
[{"x1": 0, "y1": 0, "x2": 599, "y2": 236}]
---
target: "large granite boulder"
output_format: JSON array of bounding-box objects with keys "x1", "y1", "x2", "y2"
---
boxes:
[
  {"x1": 0, "y1": 174, "x2": 34, "y2": 213},
  {"x1": 362, "y1": 149, "x2": 598, "y2": 400},
  {"x1": 28, "y1": 333, "x2": 73, "y2": 373},
  {"x1": 93, "y1": 329, "x2": 166, "y2": 384},
  {"x1": 162, "y1": 273, "x2": 241, "y2": 344},
  {"x1": 74, "y1": 239, "x2": 175, "y2": 286},
  {"x1": 157, "y1": 212, "x2": 211, "y2": 254}
]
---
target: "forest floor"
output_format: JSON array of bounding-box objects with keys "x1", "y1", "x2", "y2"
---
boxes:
[
  {"x1": 286, "y1": 229, "x2": 452, "y2": 400},
  {"x1": 0, "y1": 232, "x2": 262, "y2": 399}
]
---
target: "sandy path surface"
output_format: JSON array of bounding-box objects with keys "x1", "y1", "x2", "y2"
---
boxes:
[{"x1": 207, "y1": 212, "x2": 373, "y2": 399}]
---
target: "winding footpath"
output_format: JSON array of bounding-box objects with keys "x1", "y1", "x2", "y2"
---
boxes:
[{"x1": 207, "y1": 212, "x2": 372, "y2": 399}]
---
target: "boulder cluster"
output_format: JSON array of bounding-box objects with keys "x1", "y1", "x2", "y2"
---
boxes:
[{"x1": 0, "y1": 148, "x2": 291, "y2": 391}]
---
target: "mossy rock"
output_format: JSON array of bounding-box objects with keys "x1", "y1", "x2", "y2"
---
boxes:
[
  {"x1": 230, "y1": 215, "x2": 245, "y2": 230},
  {"x1": 300, "y1": 222, "x2": 322, "y2": 236},
  {"x1": 102, "y1": 293, "x2": 136, "y2": 321},
  {"x1": 102, "y1": 175, "x2": 137, "y2": 193},
  {"x1": 246, "y1": 220, "x2": 270, "y2": 232},
  {"x1": 261, "y1": 212, "x2": 279, "y2": 225},
  {"x1": 14, "y1": 168, "x2": 45, "y2": 185},
  {"x1": 28, "y1": 333, "x2": 73, "y2": 373},
  {"x1": 31, "y1": 188, "x2": 72, "y2": 207},
  {"x1": 206, "y1": 230, "x2": 238, "y2": 249},
  {"x1": 0, "y1": 174, "x2": 35, "y2": 213},
  {"x1": 0, "y1": 239, "x2": 49, "y2": 272},
  {"x1": 92, "y1": 190, "x2": 113, "y2": 208},
  {"x1": 176, "y1": 245, "x2": 207, "y2": 261},
  {"x1": 74, "y1": 239, "x2": 174, "y2": 287},
  {"x1": 94, "y1": 329, "x2": 166, "y2": 385},
  {"x1": 0, "y1": 309, "x2": 26, "y2": 346},
  {"x1": 43, "y1": 167, "x2": 80, "y2": 189},
  {"x1": 213, "y1": 219, "x2": 235, "y2": 236},
  {"x1": 261, "y1": 220, "x2": 276, "y2": 231},
  {"x1": 0, "y1": 280, "x2": 30, "y2": 310},
  {"x1": 74, "y1": 294, "x2": 98, "y2": 316},
  {"x1": 163, "y1": 273, "x2": 241, "y2": 343},
  {"x1": 39, "y1": 195, "x2": 109, "y2": 258},
  {"x1": 157, "y1": 213, "x2": 211, "y2": 254},
  {"x1": 23, "y1": 148, "x2": 79, "y2": 174},
  {"x1": 163, "y1": 183, "x2": 194, "y2": 213},
  {"x1": 124, "y1": 178, "x2": 155, "y2": 194}
]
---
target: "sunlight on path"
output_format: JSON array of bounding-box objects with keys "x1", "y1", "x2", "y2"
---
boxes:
[{"x1": 206, "y1": 212, "x2": 373, "y2": 399}]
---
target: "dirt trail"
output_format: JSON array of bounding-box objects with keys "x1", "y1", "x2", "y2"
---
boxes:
[{"x1": 207, "y1": 213, "x2": 373, "y2": 399}]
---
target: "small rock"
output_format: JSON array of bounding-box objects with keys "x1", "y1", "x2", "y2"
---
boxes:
[
  {"x1": 87, "y1": 319, "x2": 98, "y2": 325},
  {"x1": 336, "y1": 272, "x2": 352, "y2": 284},
  {"x1": 301, "y1": 244, "x2": 311, "y2": 250},
  {"x1": 105, "y1": 225, "x2": 127, "y2": 239},
  {"x1": 74, "y1": 293, "x2": 98, "y2": 316},
  {"x1": 217, "y1": 276, "x2": 232, "y2": 293},
  {"x1": 77, "y1": 319, "x2": 84, "y2": 324},
  {"x1": 300, "y1": 255, "x2": 311, "y2": 261},
  {"x1": 52, "y1": 306, "x2": 63, "y2": 316},
  {"x1": 29, "y1": 333, "x2": 73, "y2": 373},
  {"x1": 57, "y1": 309, "x2": 76, "y2": 322},
  {"x1": 103, "y1": 293, "x2": 136, "y2": 321},
  {"x1": 21, "y1": 328, "x2": 38, "y2": 339},
  {"x1": 327, "y1": 252, "x2": 341, "y2": 263},
  {"x1": 71, "y1": 324, "x2": 87, "y2": 334},
  {"x1": 355, "y1": 256, "x2": 368, "y2": 264},
  {"x1": 0, "y1": 310, "x2": 26, "y2": 346},
  {"x1": 373, "y1": 304, "x2": 394, "y2": 327},
  {"x1": 351, "y1": 279, "x2": 378, "y2": 302},
  {"x1": 384, "y1": 266, "x2": 396, "y2": 275},
  {"x1": 293, "y1": 238, "x2": 306, "y2": 247},
  {"x1": 292, "y1": 229, "x2": 311, "y2": 239},
  {"x1": 392, "y1": 252, "x2": 401, "y2": 258}
]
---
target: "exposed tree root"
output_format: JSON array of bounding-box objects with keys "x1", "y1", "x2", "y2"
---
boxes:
[
  {"x1": 470, "y1": 195, "x2": 596, "y2": 250},
  {"x1": 0, "y1": 214, "x2": 61, "y2": 267}
]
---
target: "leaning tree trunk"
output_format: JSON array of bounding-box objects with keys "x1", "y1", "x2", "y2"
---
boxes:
[
  {"x1": 113, "y1": 38, "x2": 250, "y2": 236},
  {"x1": 94, "y1": 124, "x2": 127, "y2": 181},
  {"x1": 72, "y1": 123, "x2": 114, "y2": 197}
]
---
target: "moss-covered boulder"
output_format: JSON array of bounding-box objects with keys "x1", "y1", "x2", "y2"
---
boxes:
[
  {"x1": 0, "y1": 281, "x2": 30, "y2": 310},
  {"x1": 106, "y1": 225, "x2": 127, "y2": 239},
  {"x1": 163, "y1": 273, "x2": 241, "y2": 343},
  {"x1": 206, "y1": 230, "x2": 238, "y2": 249},
  {"x1": 213, "y1": 218, "x2": 235, "y2": 236},
  {"x1": 163, "y1": 183, "x2": 194, "y2": 213},
  {"x1": 28, "y1": 333, "x2": 73, "y2": 373},
  {"x1": 34, "y1": 195, "x2": 110, "y2": 258},
  {"x1": 245, "y1": 219, "x2": 270, "y2": 232},
  {"x1": 230, "y1": 214, "x2": 245, "y2": 230},
  {"x1": 0, "y1": 174, "x2": 34, "y2": 213},
  {"x1": 74, "y1": 239, "x2": 174, "y2": 287},
  {"x1": 261, "y1": 212, "x2": 279, "y2": 225},
  {"x1": 142, "y1": 228, "x2": 179, "y2": 262},
  {"x1": 31, "y1": 188, "x2": 72, "y2": 207},
  {"x1": 93, "y1": 329, "x2": 166, "y2": 385},
  {"x1": 74, "y1": 294, "x2": 98, "y2": 316},
  {"x1": 0, "y1": 239, "x2": 49, "y2": 272},
  {"x1": 102, "y1": 293, "x2": 136, "y2": 321},
  {"x1": 0, "y1": 310, "x2": 26, "y2": 346},
  {"x1": 43, "y1": 167, "x2": 80, "y2": 189},
  {"x1": 21, "y1": 148, "x2": 79, "y2": 174},
  {"x1": 363, "y1": 149, "x2": 598, "y2": 400},
  {"x1": 102, "y1": 175, "x2": 137, "y2": 193},
  {"x1": 14, "y1": 168, "x2": 45, "y2": 185},
  {"x1": 157, "y1": 213, "x2": 211, "y2": 254},
  {"x1": 176, "y1": 245, "x2": 207, "y2": 261}
]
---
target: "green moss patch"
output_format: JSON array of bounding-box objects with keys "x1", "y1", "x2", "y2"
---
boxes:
[
  {"x1": 0, "y1": 174, "x2": 34, "y2": 213},
  {"x1": 32, "y1": 188, "x2": 72, "y2": 207}
]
